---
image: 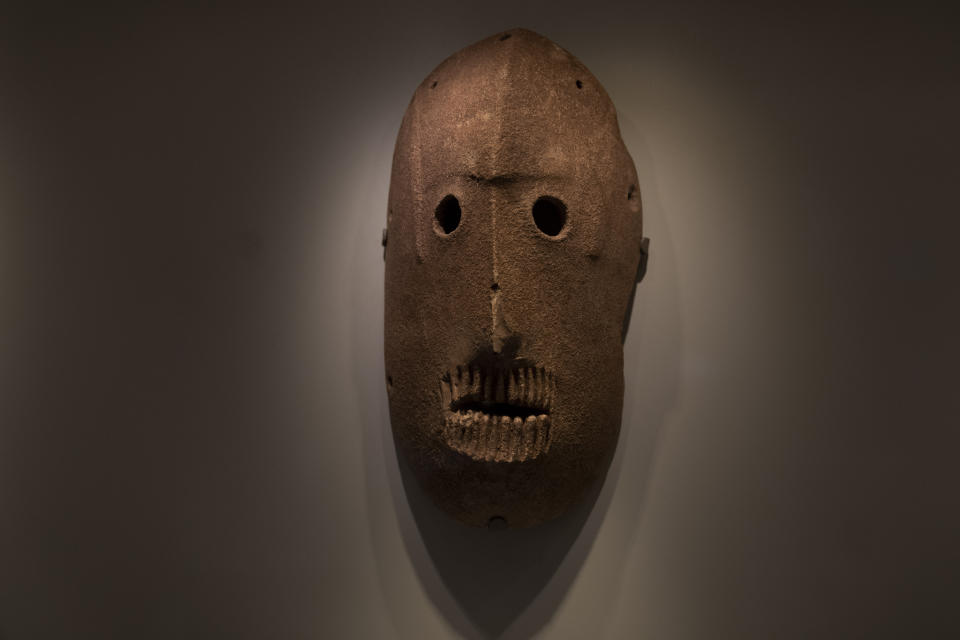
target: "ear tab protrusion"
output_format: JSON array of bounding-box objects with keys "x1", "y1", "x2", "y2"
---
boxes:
[{"x1": 636, "y1": 237, "x2": 650, "y2": 283}]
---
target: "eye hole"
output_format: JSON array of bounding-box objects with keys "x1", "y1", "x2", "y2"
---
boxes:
[
  {"x1": 434, "y1": 194, "x2": 461, "y2": 235},
  {"x1": 532, "y1": 196, "x2": 567, "y2": 237}
]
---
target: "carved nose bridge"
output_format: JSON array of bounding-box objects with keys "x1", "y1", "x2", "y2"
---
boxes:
[
  {"x1": 489, "y1": 203, "x2": 508, "y2": 353},
  {"x1": 491, "y1": 280, "x2": 510, "y2": 353},
  {"x1": 483, "y1": 176, "x2": 518, "y2": 354}
]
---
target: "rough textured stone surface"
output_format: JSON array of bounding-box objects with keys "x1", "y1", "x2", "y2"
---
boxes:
[{"x1": 384, "y1": 28, "x2": 645, "y2": 528}]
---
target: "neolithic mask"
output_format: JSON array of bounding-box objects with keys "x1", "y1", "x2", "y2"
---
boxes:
[{"x1": 384, "y1": 28, "x2": 648, "y2": 528}]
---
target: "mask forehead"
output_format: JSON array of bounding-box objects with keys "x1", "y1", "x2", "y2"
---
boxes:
[{"x1": 402, "y1": 31, "x2": 626, "y2": 187}]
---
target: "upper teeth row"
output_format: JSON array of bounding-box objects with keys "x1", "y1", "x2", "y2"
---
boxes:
[{"x1": 441, "y1": 366, "x2": 556, "y2": 410}]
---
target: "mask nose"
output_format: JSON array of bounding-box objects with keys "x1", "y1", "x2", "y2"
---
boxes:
[{"x1": 491, "y1": 280, "x2": 512, "y2": 354}]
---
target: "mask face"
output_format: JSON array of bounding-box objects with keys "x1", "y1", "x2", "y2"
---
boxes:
[{"x1": 384, "y1": 28, "x2": 645, "y2": 528}]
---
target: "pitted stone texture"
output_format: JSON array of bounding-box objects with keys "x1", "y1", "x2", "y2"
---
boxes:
[{"x1": 384, "y1": 28, "x2": 644, "y2": 527}]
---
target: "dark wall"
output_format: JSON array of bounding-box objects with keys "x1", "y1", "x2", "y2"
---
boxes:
[{"x1": 1, "y1": 3, "x2": 957, "y2": 638}]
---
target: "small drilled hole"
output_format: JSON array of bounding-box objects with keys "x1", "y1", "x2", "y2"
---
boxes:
[
  {"x1": 627, "y1": 184, "x2": 637, "y2": 200},
  {"x1": 491, "y1": 282, "x2": 499, "y2": 291},
  {"x1": 575, "y1": 79, "x2": 583, "y2": 89},
  {"x1": 386, "y1": 375, "x2": 393, "y2": 391},
  {"x1": 499, "y1": 33, "x2": 511, "y2": 41},
  {"x1": 434, "y1": 194, "x2": 461, "y2": 235},
  {"x1": 532, "y1": 196, "x2": 567, "y2": 237},
  {"x1": 488, "y1": 516, "x2": 508, "y2": 530},
  {"x1": 430, "y1": 80, "x2": 438, "y2": 89}
]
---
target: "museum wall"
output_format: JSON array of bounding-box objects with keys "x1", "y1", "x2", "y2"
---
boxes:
[{"x1": 1, "y1": 3, "x2": 957, "y2": 639}]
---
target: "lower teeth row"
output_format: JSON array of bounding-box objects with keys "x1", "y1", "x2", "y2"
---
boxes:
[{"x1": 443, "y1": 410, "x2": 551, "y2": 463}]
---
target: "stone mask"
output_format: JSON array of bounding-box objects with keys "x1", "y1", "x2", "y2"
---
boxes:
[{"x1": 384, "y1": 28, "x2": 648, "y2": 528}]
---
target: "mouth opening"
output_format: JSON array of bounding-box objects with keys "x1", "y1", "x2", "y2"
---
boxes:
[
  {"x1": 440, "y1": 365, "x2": 555, "y2": 463},
  {"x1": 450, "y1": 400, "x2": 541, "y2": 420}
]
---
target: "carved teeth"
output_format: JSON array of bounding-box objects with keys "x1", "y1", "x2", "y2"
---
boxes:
[
  {"x1": 460, "y1": 410, "x2": 472, "y2": 455},
  {"x1": 441, "y1": 378, "x2": 452, "y2": 408},
  {"x1": 484, "y1": 414, "x2": 497, "y2": 462},
  {"x1": 442, "y1": 366, "x2": 556, "y2": 409},
  {"x1": 500, "y1": 418, "x2": 511, "y2": 463},
  {"x1": 523, "y1": 416, "x2": 537, "y2": 460},
  {"x1": 442, "y1": 408, "x2": 553, "y2": 463},
  {"x1": 545, "y1": 371, "x2": 554, "y2": 411},
  {"x1": 477, "y1": 411, "x2": 487, "y2": 456},
  {"x1": 537, "y1": 368, "x2": 546, "y2": 408},
  {"x1": 540, "y1": 414, "x2": 551, "y2": 453},
  {"x1": 440, "y1": 364, "x2": 557, "y2": 462},
  {"x1": 509, "y1": 417, "x2": 522, "y2": 463},
  {"x1": 534, "y1": 414, "x2": 548, "y2": 454}
]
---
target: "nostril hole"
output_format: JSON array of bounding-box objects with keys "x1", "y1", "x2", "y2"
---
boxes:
[
  {"x1": 434, "y1": 194, "x2": 461, "y2": 235},
  {"x1": 575, "y1": 79, "x2": 583, "y2": 89},
  {"x1": 491, "y1": 282, "x2": 499, "y2": 291},
  {"x1": 532, "y1": 196, "x2": 567, "y2": 237}
]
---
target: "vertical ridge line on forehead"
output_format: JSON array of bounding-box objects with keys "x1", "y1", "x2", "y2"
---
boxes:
[
  {"x1": 489, "y1": 33, "x2": 515, "y2": 352},
  {"x1": 411, "y1": 94, "x2": 426, "y2": 263},
  {"x1": 490, "y1": 32, "x2": 515, "y2": 290}
]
